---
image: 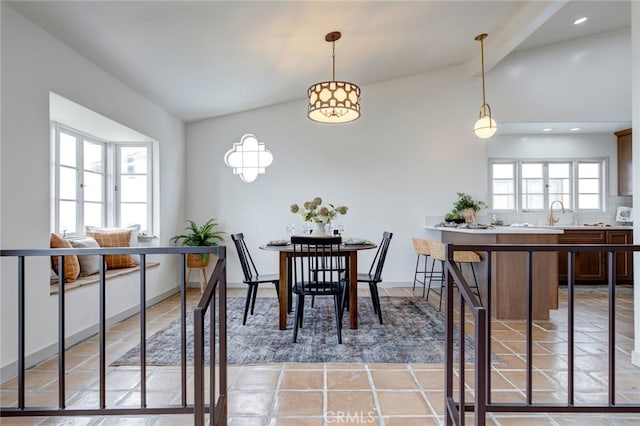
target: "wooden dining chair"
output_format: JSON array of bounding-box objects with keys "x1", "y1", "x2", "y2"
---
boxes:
[
  {"x1": 290, "y1": 236, "x2": 346, "y2": 344},
  {"x1": 356, "y1": 231, "x2": 393, "y2": 324},
  {"x1": 231, "y1": 233, "x2": 280, "y2": 325}
]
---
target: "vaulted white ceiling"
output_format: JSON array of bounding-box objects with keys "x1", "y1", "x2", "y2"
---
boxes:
[{"x1": 8, "y1": 0, "x2": 631, "y2": 123}]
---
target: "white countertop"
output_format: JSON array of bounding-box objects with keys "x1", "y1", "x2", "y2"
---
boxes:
[
  {"x1": 538, "y1": 225, "x2": 634, "y2": 231},
  {"x1": 425, "y1": 224, "x2": 634, "y2": 234},
  {"x1": 424, "y1": 225, "x2": 564, "y2": 234}
]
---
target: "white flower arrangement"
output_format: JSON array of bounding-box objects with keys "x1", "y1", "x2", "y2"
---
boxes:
[{"x1": 290, "y1": 197, "x2": 348, "y2": 224}]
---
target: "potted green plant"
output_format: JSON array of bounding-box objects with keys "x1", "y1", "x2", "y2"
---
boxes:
[
  {"x1": 171, "y1": 219, "x2": 225, "y2": 268},
  {"x1": 453, "y1": 192, "x2": 486, "y2": 223}
]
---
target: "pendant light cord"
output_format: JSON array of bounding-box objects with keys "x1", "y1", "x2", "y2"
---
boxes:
[
  {"x1": 332, "y1": 40, "x2": 336, "y2": 81},
  {"x1": 480, "y1": 37, "x2": 486, "y2": 105}
]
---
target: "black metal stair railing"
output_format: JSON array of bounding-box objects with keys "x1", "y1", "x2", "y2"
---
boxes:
[
  {"x1": 0, "y1": 245, "x2": 227, "y2": 425},
  {"x1": 444, "y1": 243, "x2": 640, "y2": 426}
]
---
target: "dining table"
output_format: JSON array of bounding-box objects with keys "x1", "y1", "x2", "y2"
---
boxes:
[{"x1": 260, "y1": 237, "x2": 377, "y2": 330}]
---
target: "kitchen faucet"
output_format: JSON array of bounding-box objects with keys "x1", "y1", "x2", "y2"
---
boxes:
[{"x1": 548, "y1": 200, "x2": 565, "y2": 226}]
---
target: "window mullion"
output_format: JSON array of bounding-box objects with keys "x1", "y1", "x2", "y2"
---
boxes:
[{"x1": 76, "y1": 135, "x2": 84, "y2": 235}]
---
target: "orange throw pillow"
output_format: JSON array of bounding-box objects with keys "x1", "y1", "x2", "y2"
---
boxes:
[
  {"x1": 86, "y1": 229, "x2": 135, "y2": 269},
  {"x1": 50, "y1": 233, "x2": 80, "y2": 283}
]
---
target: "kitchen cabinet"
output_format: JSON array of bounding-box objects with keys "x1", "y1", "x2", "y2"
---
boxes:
[
  {"x1": 616, "y1": 128, "x2": 632, "y2": 196},
  {"x1": 558, "y1": 229, "x2": 633, "y2": 284},
  {"x1": 606, "y1": 229, "x2": 634, "y2": 283}
]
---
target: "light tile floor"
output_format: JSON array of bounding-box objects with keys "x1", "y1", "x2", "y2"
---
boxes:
[{"x1": 1, "y1": 286, "x2": 638, "y2": 425}]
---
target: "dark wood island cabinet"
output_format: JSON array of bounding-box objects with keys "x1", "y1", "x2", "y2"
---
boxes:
[{"x1": 558, "y1": 228, "x2": 633, "y2": 284}]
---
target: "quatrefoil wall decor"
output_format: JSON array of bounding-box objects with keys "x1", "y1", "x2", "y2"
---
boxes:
[{"x1": 223, "y1": 134, "x2": 274, "y2": 183}]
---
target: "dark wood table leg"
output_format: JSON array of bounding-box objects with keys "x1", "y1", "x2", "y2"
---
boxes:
[
  {"x1": 349, "y1": 251, "x2": 358, "y2": 329},
  {"x1": 279, "y1": 251, "x2": 288, "y2": 330}
]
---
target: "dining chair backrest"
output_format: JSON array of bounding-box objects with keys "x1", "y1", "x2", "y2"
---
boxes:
[
  {"x1": 231, "y1": 233, "x2": 259, "y2": 281},
  {"x1": 368, "y1": 232, "x2": 393, "y2": 280},
  {"x1": 290, "y1": 236, "x2": 343, "y2": 294}
]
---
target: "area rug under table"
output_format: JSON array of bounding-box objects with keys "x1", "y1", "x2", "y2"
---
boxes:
[{"x1": 112, "y1": 296, "x2": 475, "y2": 366}]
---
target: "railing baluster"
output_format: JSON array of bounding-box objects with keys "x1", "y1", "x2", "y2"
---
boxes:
[
  {"x1": 445, "y1": 246, "x2": 455, "y2": 426},
  {"x1": 218, "y1": 250, "x2": 228, "y2": 425},
  {"x1": 18, "y1": 256, "x2": 25, "y2": 410},
  {"x1": 194, "y1": 307, "x2": 205, "y2": 426},
  {"x1": 58, "y1": 255, "x2": 66, "y2": 409},
  {"x1": 180, "y1": 253, "x2": 187, "y2": 407},
  {"x1": 140, "y1": 254, "x2": 147, "y2": 408},
  {"x1": 214, "y1": 286, "x2": 217, "y2": 424},
  {"x1": 608, "y1": 250, "x2": 616, "y2": 406},
  {"x1": 484, "y1": 251, "x2": 492, "y2": 406},
  {"x1": 459, "y1": 292, "x2": 465, "y2": 426},
  {"x1": 476, "y1": 306, "x2": 487, "y2": 426},
  {"x1": 99, "y1": 256, "x2": 106, "y2": 409},
  {"x1": 567, "y1": 251, "x2": 575, "y2": 406},
  {"x1": 525, "y1": 251, "x2": 533, "y2": 406}
]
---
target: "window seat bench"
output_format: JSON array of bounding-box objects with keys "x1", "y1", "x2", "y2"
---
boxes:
[{"x1": 50, "y1": 262, "x2": 160, "y2": 295}]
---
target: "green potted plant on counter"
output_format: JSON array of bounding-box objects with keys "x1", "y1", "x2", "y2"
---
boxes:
[
  {"x1": 453, "y1": 192, "x2": 486, "y2": 224},
  {"x1": 171, "y1": 219, "x2": 225, "y2": 268}
]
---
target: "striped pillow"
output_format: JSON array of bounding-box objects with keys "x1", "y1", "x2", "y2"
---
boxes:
[{"x1": 86, "y1": 229, "x2": 135, "y2": 269}]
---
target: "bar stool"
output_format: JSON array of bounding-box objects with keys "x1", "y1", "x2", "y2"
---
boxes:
[
  {"x1": 412, "y1": 238, "x2": 439, "y2": 298},
  {"x1": 425, "y1": 240, "x2": 482, "y2": 311}
]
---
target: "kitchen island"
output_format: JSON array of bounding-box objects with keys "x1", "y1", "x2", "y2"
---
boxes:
[{"x1": 424, "y1": 225, "x2": 564, "y2": 320}]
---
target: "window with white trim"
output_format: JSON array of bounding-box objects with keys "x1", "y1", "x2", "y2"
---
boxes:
[
  {"x1": 52, "y1": 123, "x2": 152, "y2": 236},
  {"x1": 489, "y1": 159, "x2": 605, "y2": 212}
]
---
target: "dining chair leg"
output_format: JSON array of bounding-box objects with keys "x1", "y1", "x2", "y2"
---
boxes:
[
  {"x1": 293, "y1": 294, "x2": 303, "y2": 343},
  {"x1": 426, "y1": 260, "x2": 436, "y2": 301},
  {"x1": 333, "y1": 293, "x2": 343, "y2": 344},
  {"x1": 422, "y1": 255, "x2": 429, "y2": 298},
  {"x1": 242, "y1": 285, "x2": 253, "y2": 325},
  {"x1": 412, "y1": 254, "x2": 420, "y2": 291},
  {"x1": 340, "y1": 283, "x2": 348, "y2": 321},
  {"x1": 438, "y1": 261, "x2": 445, "y2": 312},
  {"x1": 298, "y1": 294, "x2": 305, "y2": 328},
  {"x1": 274, "y1": 281, "x2": 280, "y2": 301},
  {"x1": 370, "y1": 283, "x2": 383, "y2": 325},
  {"x1": 250, "y1": 283, "x2": 259, "y2": 315}
]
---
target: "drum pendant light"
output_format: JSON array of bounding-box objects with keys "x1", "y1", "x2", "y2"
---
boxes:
[{"x1": 307, "y1": 31, "x2": 361, "y2": 124}]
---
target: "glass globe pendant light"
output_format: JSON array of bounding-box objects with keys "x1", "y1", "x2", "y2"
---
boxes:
[{"x1": 473, "y1": 33, "x2": 497, "y2": 139}]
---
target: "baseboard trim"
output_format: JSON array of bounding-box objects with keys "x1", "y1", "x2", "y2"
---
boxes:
[{"x1": 0, "y1": 287, "x2": 179, "y2": 382}]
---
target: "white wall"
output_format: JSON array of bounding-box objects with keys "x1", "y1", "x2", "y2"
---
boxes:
[
  {"x1": 1, "y1": 4, "x2": 186, "y2": 377},
  {"x1": 489, "y1": 28, "x2": 631, "y2": 123},
  {"x1": 186, "y1": 30, "x2": 632, "y2": 288}
]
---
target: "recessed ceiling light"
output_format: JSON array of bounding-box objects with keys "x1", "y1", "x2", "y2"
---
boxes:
[
  {"x1": 542, "y1": 128, "x2": 553, "y2": 132},
  {"x1": 570, "y1": 127, "x2": 581, "y2": 132},
  {"x1": 573, "y1": 17, "x2": 588, "y2": 25}
]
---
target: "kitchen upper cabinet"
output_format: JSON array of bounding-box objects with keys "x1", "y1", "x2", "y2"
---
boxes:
[
  {"x1": 616, "y1": 128, "x2": 632, "y2": 196},
  {"x1": 558, "y1": 229, "x2": 633, "y2": 284}
]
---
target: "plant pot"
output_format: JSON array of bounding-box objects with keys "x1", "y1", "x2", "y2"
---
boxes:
[
  {"x1": 462, "y1": 208, "x2": 477, "y2": 224},
  {"x1": 187, "y1": 253, "x2": 210, "y2": 268}
]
